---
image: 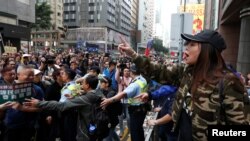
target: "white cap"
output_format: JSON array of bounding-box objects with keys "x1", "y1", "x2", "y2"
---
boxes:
[
  {"x1": 54, "y1": 64, "x2": 60, "y2": 69},
  {"x1": 34, "y1": 69, "x2": 42, "y2": 75},
  {"x1": 22, "y1": 54, "x2": 31, "y2": 57}
]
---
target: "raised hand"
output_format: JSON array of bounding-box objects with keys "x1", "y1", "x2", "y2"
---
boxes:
[{"x1": 118, "y1": 36, "x2": 137, "y2": 58}]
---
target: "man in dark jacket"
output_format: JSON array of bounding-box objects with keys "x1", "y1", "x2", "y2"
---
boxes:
[
  {"x1": 24, "y1": 75, "x2": 103, "y2": 141},
  {"x1": 98, "y1": 76, "x2": 122, "y2": 141},
  {"x1": 3, "y1": 65, "x2": 44, "y2": 141}
]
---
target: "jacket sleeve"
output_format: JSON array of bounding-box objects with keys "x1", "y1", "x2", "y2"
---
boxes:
[
  {"x1": 223, "y1": 73, "x2": 249, "y2": 124},
  {"x1": 133, "y1": 56, "x2": 184, "y2": 86},
  {"x1": 37, "y1": 95, "x2": 91, "y2": 112},
  {"x1": 151, "y1": 85, "x2": 178, "y2": 100}
]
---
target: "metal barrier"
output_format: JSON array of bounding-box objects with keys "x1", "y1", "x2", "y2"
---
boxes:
[{"x1": 144, "y1": 112, "x2": 159, "y2": 141}]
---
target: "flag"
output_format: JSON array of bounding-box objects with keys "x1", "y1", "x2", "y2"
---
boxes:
[{"x1": 144, "y1": 39, "x2": 153, "y2": 57}]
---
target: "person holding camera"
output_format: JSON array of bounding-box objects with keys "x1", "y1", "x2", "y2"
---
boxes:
[
  {"x1": 39, "y1": 57, "x2": 59, "y2": 87},
  {"x1": 115, "y1": 62, "x2": 132, "y2": 138}
]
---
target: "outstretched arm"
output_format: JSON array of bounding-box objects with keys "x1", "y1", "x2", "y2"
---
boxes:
[
  {"x1": 101, "y1": 91, "x2": 126, "y2": 108},
  {"x1": 118, "y1": 36, "x2": 184, "y2": 86}
]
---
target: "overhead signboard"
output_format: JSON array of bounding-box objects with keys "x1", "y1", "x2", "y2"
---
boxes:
[{"x1": 179, "y1": 4, "x2": 205, "y2": 34}]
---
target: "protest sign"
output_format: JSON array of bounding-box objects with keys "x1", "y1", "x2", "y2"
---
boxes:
[{"x1": 0, "y1": 82, "x2": 33, "y2": 104}]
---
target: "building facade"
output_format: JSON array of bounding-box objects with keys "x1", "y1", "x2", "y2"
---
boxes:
[
  {"x1": 31, "y1": 0, "x2": 64, "y2": 52},
  {"x1": 130, "y1": 0, "x2": 139, "y2": 49},
  {"x1": 137, "y1": 0, "x2": 154, "y2": 53},
  {"x1": 0, "y1": 0, "x2": 35, "y2": 52},
  {"x1": 62, "y1": 0, "x2": 132, "y2": 53},
  {"x1": 205, "y1": 0, "x2": 250, "y2": 75}
]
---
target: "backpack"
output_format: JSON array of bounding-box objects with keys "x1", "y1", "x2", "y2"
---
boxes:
[{"x1": 87, "y1": 95, "x2": 111, "y2": 141}]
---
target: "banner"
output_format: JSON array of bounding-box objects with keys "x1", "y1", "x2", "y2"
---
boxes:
[
  {"x1": 0, "y1": 82, "x2": 33, "y2": 104},
  {"x1": 4, "y1": 46, "x2": 17, "y2": 53},
  {"x1": 179, "y1": 4, "x2": 205, "y2": 34}
]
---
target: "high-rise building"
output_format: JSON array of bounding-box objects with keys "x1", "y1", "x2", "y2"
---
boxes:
[
  {"x1": 64, "y1": 0, "x2": 131, "y2": 36},
  {"x1": 63, "y1": 0, "x2": 80, "y2": 28},
  {"x1": 62, "y1": 0, "x2": 132, "y2": 52},
  {"x1": 0, "y1": 0, "x2": 35, "y2": 52},
  {"x1": 137, "y1": 0, "x2": 154, "y2": 53},
  {"x1": 205, "y1": 0, "x2": 250, "y2": 74},
  {"x1": 37, "y1": 0, "x2": 64, "y2": 29},
  {"x1": 147, "y1": 0, "x2": 154, "y2": 39},
  {"x1": 130, "y1": 0, "x2": 139, "y2": 49},
  {"x1": 154, "y1": 0, "x2": 163, "y2": 39},
  {"x1": 31, "y1": 0, "x2": 64, "y2": 52}
]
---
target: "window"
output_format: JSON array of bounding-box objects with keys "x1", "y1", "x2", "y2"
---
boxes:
[
  {"x1": 65, "y1": 14, "x2": 69, "y2": 19},
  {"x1": 89, "y1": 3, "x2": 95, "y2": 6},
  {"x1": 71, "y1": 5, "x2": 76, "y2": 11},
  {"x1": 88, "y1": 19, "x2": 94, "y2": 23},
  {"x1": 72, "y1": 14, "x2": 75, "y2": 19},
  {"x1": 89, "y1": 11, "x2": 94, "y2": 14},
  {"x1": 90, "y1": 15, "x2": 94, "y2": 19}
]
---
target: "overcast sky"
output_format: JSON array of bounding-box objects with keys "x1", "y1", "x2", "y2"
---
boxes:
[{"x1": 161, "y1": 0, "x2": 180, "y2": 42}]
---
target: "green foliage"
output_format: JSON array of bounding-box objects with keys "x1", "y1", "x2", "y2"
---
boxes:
[
  {"x1": 31, "y1": 2, "x2": 53, "y2": 30},
  {"x1": 152, "y1": 38, "x2": 169, "y2": 54}
]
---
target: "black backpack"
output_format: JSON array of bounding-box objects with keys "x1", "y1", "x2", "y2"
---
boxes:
[{"x1": 87, "y1": 96, "x2": 111, "y2": 141}]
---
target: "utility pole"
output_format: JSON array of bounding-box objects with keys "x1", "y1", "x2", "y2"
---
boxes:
[{"x1": 178, "y1": 0, "x2": 186, "y2": 64}]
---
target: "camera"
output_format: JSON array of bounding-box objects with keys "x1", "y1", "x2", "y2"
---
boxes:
[
  {"x1": 118, "y1": 57, "x2": 129, "y2": 76},
  {"x1": 46, "y1": 59, "x2": 55, "y2": 64}
]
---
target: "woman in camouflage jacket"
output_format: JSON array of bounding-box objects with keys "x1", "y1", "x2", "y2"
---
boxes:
[{"x1": 118, "y1": 30, "x2": 249, "y2": 141}]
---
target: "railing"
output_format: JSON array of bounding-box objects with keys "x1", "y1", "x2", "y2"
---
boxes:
[{"x1": 144, "y1": 112, "x2": 159, "y2": 141}]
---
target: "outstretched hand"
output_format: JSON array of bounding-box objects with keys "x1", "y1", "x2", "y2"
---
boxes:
[
  {"x1": 0, "y1": 101, "x2": 15, "y2": 110},
  {"x1": 23, "y1": 97, "x2": 40, "y2": 107},
  {"x1": 134, "y1": 92, "x2": 149, "y2": 103},
  {"x1": 118, "y1": 36, "x2": 136, "y2": 57},
  {"x1": 100, "y1": 98, "x2": 111, "y2": 109}
]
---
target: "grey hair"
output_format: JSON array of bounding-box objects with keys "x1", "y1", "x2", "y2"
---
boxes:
[{"x1": 17, "y1": 64, "x2": 34, "y2": 74}]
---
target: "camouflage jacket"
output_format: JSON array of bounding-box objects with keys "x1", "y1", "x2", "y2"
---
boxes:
[{"x1": 133, "y1": 56, "x2": 248, "y2": 141}]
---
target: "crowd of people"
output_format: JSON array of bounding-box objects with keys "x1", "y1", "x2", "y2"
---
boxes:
[{"x1": 0, "y1": 30, "x2": 249, "y2": 141}]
